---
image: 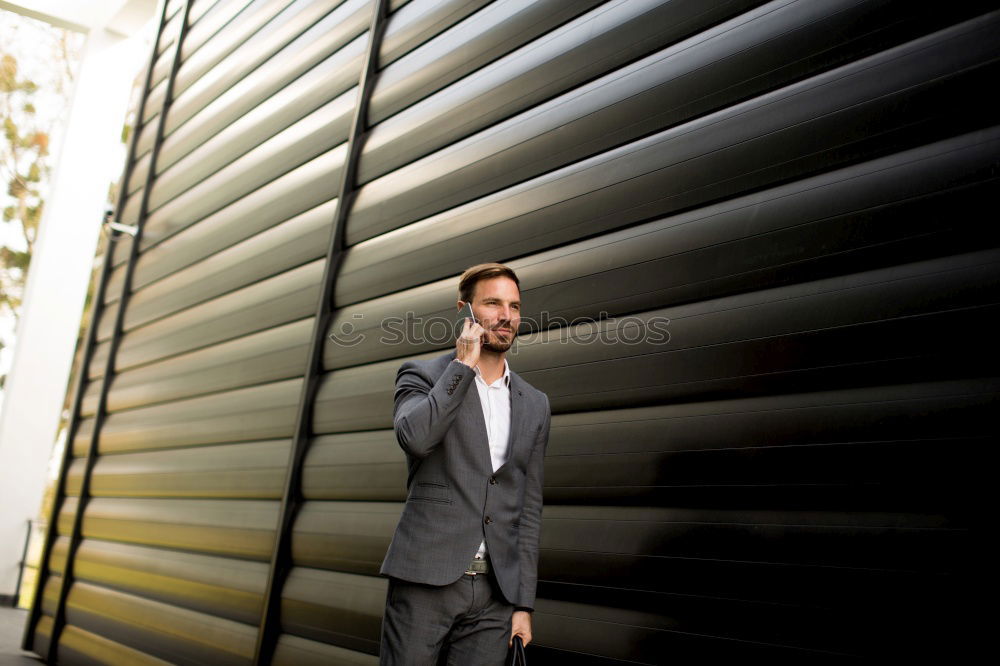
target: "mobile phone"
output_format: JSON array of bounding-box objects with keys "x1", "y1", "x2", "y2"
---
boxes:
[{"x1": 458, "y1": 303, "x2": 477, "y2": 325}]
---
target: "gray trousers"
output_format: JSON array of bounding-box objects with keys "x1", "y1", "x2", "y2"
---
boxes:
[{"x1": 379, "y1": 570, "x2": 514, "y2": 666}]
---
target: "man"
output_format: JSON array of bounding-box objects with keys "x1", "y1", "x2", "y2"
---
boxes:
[{"x1": 379, "y1": 263, "x2": 551, "y2": 665}]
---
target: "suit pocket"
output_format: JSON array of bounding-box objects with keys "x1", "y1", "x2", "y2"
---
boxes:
[{"x1": 409, "y1": 481, "x2": 452, "y2": 504}]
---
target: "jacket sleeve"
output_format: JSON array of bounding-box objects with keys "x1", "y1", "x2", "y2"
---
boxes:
[
  {"x1": 516, "y1": 394, "x2": 551, "y2": 611},
  {"x1": 393, "y1": 358, "x2": 477, "y2": 459}
]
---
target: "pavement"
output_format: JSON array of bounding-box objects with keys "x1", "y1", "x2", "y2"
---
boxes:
[{"x1": 0, "y1": 608, "x2": 41, "y2": 666}]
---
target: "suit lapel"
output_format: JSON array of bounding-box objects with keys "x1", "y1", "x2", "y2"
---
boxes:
[
  {"x1": 499, "y1": 371, "x2": 528, "y2": 472},
  {"x1": 465, "y1": 384, "x2": 494, "y2": 472},
  {"x1": 451, "y1": 351, "x2": 529, "y2": 473}
]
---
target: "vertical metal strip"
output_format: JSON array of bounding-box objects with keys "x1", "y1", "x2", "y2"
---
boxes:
[
  {"x1": 253, "y1": 0, "x2": 391, "y2": 663},
  {"x1": 20, "y1": 0, "x2": 174, "y2": 654},
  {"x1": 13, "y1": 520, "x2": 33, "y2": 608},
  {"x1": 27, "y1": 1, "x2": 196, "y2": 661}
]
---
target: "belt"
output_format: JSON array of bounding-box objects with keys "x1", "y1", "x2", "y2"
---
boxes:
[{"x1": 464, "y1": 557, "x2": 490, "y2": 576}]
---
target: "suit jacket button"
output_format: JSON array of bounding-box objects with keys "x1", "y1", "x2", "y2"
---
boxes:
[
  {"x1": 489, "y1": 477, "x2": 497, "y2": 485},
  {"x1": 484, "y1": 516, "x2": 493, "y2": 524}
]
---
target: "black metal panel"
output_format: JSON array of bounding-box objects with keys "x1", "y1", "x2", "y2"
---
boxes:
[
  {"x1": 115, "y1": 0, "x2": 478, "y2": 272},
  {"x1": 103, "y1": 169, "x2": 340, "y2": 320},
  {"x1": 360, "y1": 0, "x2": 765, "y2": 181},
  {"x1": 82, "y1": 321, "x2": 310, "y2": 415},
  {"x1": 272, "y1": 633, "x2": 376, "y2": 665},
  {"x1": 52, "y1": 623, "x2": 175, "y2": 666},
  {"x1": 328, "y1": 126, "x2": 1000, "y2": 363},
  {"x1": 301, "y1": 374, "x2": 994, "y2": 509},
  {"x1": 100, "y1": 200, "x2": 335, "y2": 326},
  {"x1": 355, "y1": 0, "x2": 994, "y2": 233},
  {"x1": 95, "y1": 261, "x2": 321, "y2": 371},
  {"x1": 319, "y1": 246, "x2": 1000, "y2": 432},
  {"x1": 137, "y1": 0, "x2": 364, "y2": 148},
  {"x1": 20, "y1": 0, "x2": 180, "y2": 658},
  {"x1": 142, "y1": 0, "x2": 299, "y2": 131},
  {"x1": 279, "y1": 568, "x2": 384, "y2": 654},
  {"x1": 301, "y1": 433, "x2": 405, "y2": 499},
  {"x1": 66, "y1": 440, "x2": 290, "y2": 498},
  {"x1": 58, "y1": 17, "x2": 204, "y2": 656},
  {"x1": 366, "y1": 0, "x2": 608, "y2": 127},
  {"x1": 72, "y1": 377, "x2": 301, "y2": 456},
  {"x1": 254, "y1": 0, "x2": 391, "y2": 660},
  {"x1": 64, "y1": 581, "x2": 257, "y2": 665},
  {"x1": 50, "y1": 537, "x2": 268, "y2": 625},
  {"x1": 344, "y1": 10, "x2": 1000, "y2": 250},
  {"x1": 59, "y1": 496, "x2": 279, "y2": 561},
  {"x1": 301, "y1": 249, "x2": 995, "y2": 660}
]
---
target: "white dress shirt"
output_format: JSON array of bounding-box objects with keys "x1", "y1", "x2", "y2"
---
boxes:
[{"x1": 472, "y1": 358, "x2": 511, "y2": 560}]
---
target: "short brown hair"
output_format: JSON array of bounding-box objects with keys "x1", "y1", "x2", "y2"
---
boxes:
[{"x1": 458, "y1": 263, "x2": 520, "y2": 305}]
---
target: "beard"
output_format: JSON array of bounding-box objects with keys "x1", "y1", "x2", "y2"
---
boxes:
[{"x1": 482, "y1": 327, "x2": 516, "y2": 353}]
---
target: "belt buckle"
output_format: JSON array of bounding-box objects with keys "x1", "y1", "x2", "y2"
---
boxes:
[{"x1": 465, "y1": 558, "x2": 488, "y2": 575}]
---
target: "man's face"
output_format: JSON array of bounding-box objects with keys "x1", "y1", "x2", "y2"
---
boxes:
[{"x1": 461, "y1": 276, "x2": 521, "y2": 353}]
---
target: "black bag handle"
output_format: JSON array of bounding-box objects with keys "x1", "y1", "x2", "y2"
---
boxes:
[{"x1": 508, "y1": 635, "x2": 527, "y2": 666}]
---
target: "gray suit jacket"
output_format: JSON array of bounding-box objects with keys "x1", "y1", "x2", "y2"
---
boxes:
[{"x1": 379, "y1": 349, "x2": 551, "y2": 611}]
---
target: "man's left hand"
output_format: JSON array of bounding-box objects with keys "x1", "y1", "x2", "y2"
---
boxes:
[{"x1": 510, "y1": 610, "x2": 532, "y2": 648}]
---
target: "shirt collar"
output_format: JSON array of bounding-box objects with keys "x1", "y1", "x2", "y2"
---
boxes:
[{"x1": 474, "y1": 358, "x2": 511, "y2": 388}]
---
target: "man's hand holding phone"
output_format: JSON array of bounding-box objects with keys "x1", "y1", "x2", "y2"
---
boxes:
[{"x1": 456, "y1": 304, "x2": 484, "y2": 368}]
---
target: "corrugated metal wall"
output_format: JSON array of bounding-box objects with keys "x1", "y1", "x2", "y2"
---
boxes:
[{"x1": 24, "y1": 0, "x2": 996, "y2": 662}]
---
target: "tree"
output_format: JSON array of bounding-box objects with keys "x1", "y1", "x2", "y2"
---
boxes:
[
  {"x1": 0, "y1": 17, "x2": 81, "y2": 392},
  {"x1": 0, "y1": 52, "x2": 43, "y2": 318}
]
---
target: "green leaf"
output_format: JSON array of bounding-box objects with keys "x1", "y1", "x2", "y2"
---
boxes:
[
  {"x1": 3, "y1": 117, "x2": 17, "y2": 143},
  {"x1": 0, "y1": 54, "x2": 17, "y2": 92}
]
